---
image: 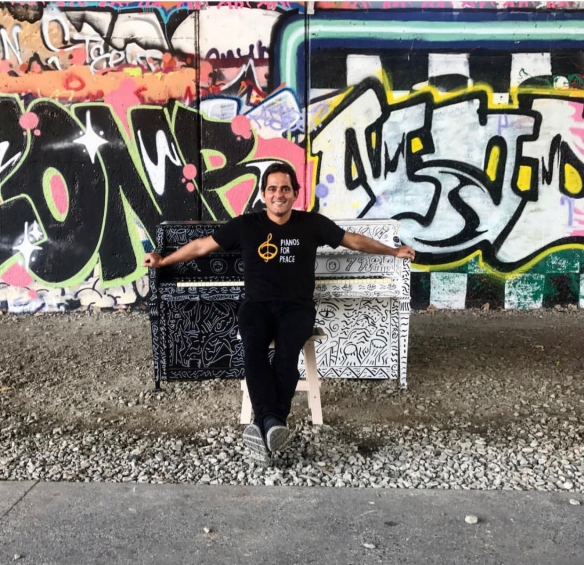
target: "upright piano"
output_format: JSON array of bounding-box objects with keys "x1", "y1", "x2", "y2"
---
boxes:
[{"x1": 149, "y1": 219, "x2": 411, "y2": 389}]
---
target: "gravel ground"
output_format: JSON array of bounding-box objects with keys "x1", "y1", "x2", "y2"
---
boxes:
[{"x1": 1, "y1": 308, "x2": 583, "y2": 491}]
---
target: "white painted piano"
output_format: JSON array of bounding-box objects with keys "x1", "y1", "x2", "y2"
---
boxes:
[
  {"x1": 307, "y1": 219, "x2": 411, "y2": 388},
  {"x1": 151, "y1": 219, "x2": 411, "y2": 388}
]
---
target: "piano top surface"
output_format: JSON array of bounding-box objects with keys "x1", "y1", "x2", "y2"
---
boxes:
[
  {"x1": 159, "y1": 218, "x2": 400, "y2": 227},
  {"x1": 160, "y1": 220, "x2": 229, "y2": 226}
]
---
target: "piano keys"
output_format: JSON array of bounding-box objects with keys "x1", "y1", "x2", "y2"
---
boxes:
[
  {"x1": 149, "y1": 219, "x2": 411, "y2": 389},
  {"x1": 177, "y1": 277, "x2": 397, "y2": 295}
]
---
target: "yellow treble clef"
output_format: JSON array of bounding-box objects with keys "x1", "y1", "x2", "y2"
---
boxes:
[{"x1": 258, "y1": 233, "x2": 278, "y2": 262}]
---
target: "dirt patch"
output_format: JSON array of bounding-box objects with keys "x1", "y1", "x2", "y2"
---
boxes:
[{"x1": 1, "y1": 308, "x2": 583, "y2": 437}]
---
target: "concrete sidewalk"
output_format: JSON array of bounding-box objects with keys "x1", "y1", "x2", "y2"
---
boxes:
[{"x1": 0, "y1": 482, "x2": 582, "y2": 565}]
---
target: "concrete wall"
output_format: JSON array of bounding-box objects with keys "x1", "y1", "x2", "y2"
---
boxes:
[{"x1": 0, "y1": 1, "x2": 583, "y2": 312}]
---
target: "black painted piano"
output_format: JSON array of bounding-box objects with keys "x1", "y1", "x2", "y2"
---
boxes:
[{"x1": 149, "y1": 219, "x2": 411, "y2": 389}]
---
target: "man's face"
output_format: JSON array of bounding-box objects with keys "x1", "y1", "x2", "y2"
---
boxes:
[{"x1": 262, "y1": 172, "x2": 297, "y2": 218}]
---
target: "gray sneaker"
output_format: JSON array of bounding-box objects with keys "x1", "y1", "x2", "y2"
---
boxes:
[
  {"x1": 243, "y1": 423, "x2": 271, "y2": 463},
  {"x1": 266, "y1": 425, "x2": 295, "y2": 453}
]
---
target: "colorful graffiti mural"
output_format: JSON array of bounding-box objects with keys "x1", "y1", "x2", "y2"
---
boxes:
[{"x1": 1, "y1": 2, "x2": 584, "y2": 312}]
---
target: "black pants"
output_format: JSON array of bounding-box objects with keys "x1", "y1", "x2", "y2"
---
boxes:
[{"x1": 238, "y1": 300, "x2": 316, "y2": 425}]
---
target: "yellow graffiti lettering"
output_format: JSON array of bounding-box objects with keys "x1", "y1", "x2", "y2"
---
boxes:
[
  {"x1": 564, "y1": 163, "x2": 583, "y2": 195},
  {"x1": 486, "y1": 145, "x2": 500, "y2": 182},
  {"x1": 123, "y1": 67, "x2": 142, "y2": 77},
  {"x1": 517, "y1": 165, "x2": 532, "y2": 192},
  {"x1": 411, "y1": 137, "x2": 423, "y2": 153}
]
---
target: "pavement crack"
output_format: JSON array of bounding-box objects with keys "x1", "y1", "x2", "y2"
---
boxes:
[{"x1": 0, "y1": 480, "x2": 39, "y2": 523}]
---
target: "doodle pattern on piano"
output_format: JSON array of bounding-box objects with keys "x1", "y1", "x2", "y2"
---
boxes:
[
  {"x1": 308, "y1": 220, "x2": 411, "y2": 384},
  {"x1": 151, "y1": 222, "x2": 246, "y2": 383},
  {"x1": 150, "y1": 219, "x2": 411, "y2": 387},
  {"x1": 308, "y1": 298, "x2": 394, "y2": 379},
  {"x1": 162, "y1": 299, "x2": 244, "y2": 377}
]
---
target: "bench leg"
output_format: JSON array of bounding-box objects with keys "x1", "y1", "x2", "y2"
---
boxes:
[
  {"x1": 303, "y1": 341, "x2": 323, "y2": 425},
  {"x1": 240, "y1": 381, "x2": 253, "y2": 425}
]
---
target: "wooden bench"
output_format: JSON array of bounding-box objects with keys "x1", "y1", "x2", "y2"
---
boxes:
[{"x1": 239, "y1": 327, "x2": 326, "y2": 426}]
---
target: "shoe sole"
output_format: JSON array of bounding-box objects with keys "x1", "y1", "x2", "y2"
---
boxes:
[
  {"x1": 243, "y1": 424, "x2": 271, "y2": 463},
  {"x1": 266, "y1": 426, "x2": 294, "y2": 453}
]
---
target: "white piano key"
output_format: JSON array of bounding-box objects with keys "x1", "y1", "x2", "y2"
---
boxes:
[{"x1": 177, "y1": 281, "x2": 244, "y2": 288}]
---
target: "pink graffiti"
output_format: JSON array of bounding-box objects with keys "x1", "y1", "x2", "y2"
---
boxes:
[
  {"x1": 19, "y1": 112, "x2": 39, "y2": 131},
  {"x1": 2, "y1": 264, "x2": 33, "y2": 287},
  {"x1": 186, "y1": 182, "x2": 195, "y2": 192},
  {"x1": 568, "y1": 102, "x2": 584, "y2": 156},
  {"x1": 225, "y1": 178, "x2": 256, "y2": 216},
  {"x1": 569, "y1": 206, "x2": 584, "y2": 235},
  {"x1": 231, "y1": 115, "x2": 252, "y2": 139},
  {"x1": 254, "y1": 137, "x2": 313, "y2": 210},
  {"x1": 183, "y1": 163, "x2": 197, "y2": 179},
  {"x1": 50, "y1": 174, "x2": 69, "y2": 217},
  {"x1": 199, "y1": 60, "x2": 214, "y2": 88},
  {"x1": 104, "y1": 78, "x2": 142, "y2": 136},
  {"x1": 69, "y1": 47, "x2": 87, "y2": 66},
  {"x1": 208, "y1": 154, "x2": 226, "y2": 169}
]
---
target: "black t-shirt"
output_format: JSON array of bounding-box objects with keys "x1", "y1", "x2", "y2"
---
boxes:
[{"x1": 212, "y1": 210, "x2": 345, "y2": 305}]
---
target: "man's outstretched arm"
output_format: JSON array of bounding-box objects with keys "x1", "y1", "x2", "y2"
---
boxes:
[
  {"x1": 142, "y1": 236, "x2": 222, "y2": 268},
  {"x1": 340, "y1": 232, "x2": 415, "y2": 261}
]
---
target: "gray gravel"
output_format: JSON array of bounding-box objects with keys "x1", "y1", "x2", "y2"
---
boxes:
[
  {"x1": 1, "y1": 419, "x2": 583, "y2": 490},
  {"x1": 1, "y1": 308, "x2": 583, "y2": 490}
]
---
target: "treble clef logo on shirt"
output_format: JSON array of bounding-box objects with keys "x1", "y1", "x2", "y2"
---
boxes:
[{"x1": 258, "y1": 233, "x2": 278, "y2": 262}]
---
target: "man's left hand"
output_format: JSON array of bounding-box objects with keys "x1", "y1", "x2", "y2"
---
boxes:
[{"x1": 395, "y1": 245, "x2": 415, "y2": 261}]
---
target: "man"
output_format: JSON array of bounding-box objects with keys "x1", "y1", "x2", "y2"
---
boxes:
[{"x1": 143, "y1": 162, "x2": 415, "y2": 462}]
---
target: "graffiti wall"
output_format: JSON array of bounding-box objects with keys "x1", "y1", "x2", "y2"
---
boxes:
[{"x1": 1, "y1": 1, "x2": 584, "y2": 312}]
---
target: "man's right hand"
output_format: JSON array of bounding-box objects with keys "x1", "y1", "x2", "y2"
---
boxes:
[
  {"x1": 142, "y1": 252, "x2": 164, "y2": 268},
  {"x1": 141, "y1": 236, "x2": 221, "y2": 269}
]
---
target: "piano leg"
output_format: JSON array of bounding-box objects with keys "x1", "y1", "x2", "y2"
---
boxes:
[
  {"x1": 149, "y1": 290, "x2": 164, "y2": 393},
  {"x1": 398, "y1": 299, "x2": 411, "y2": 389},
  {"x1": 389, "y1": 298, "x2": 400, "y2": 382}
]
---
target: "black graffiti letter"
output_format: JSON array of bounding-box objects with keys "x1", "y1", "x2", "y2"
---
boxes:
[{"x1": 1, "y1": 101, "x2": 106, "y2": 283}]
